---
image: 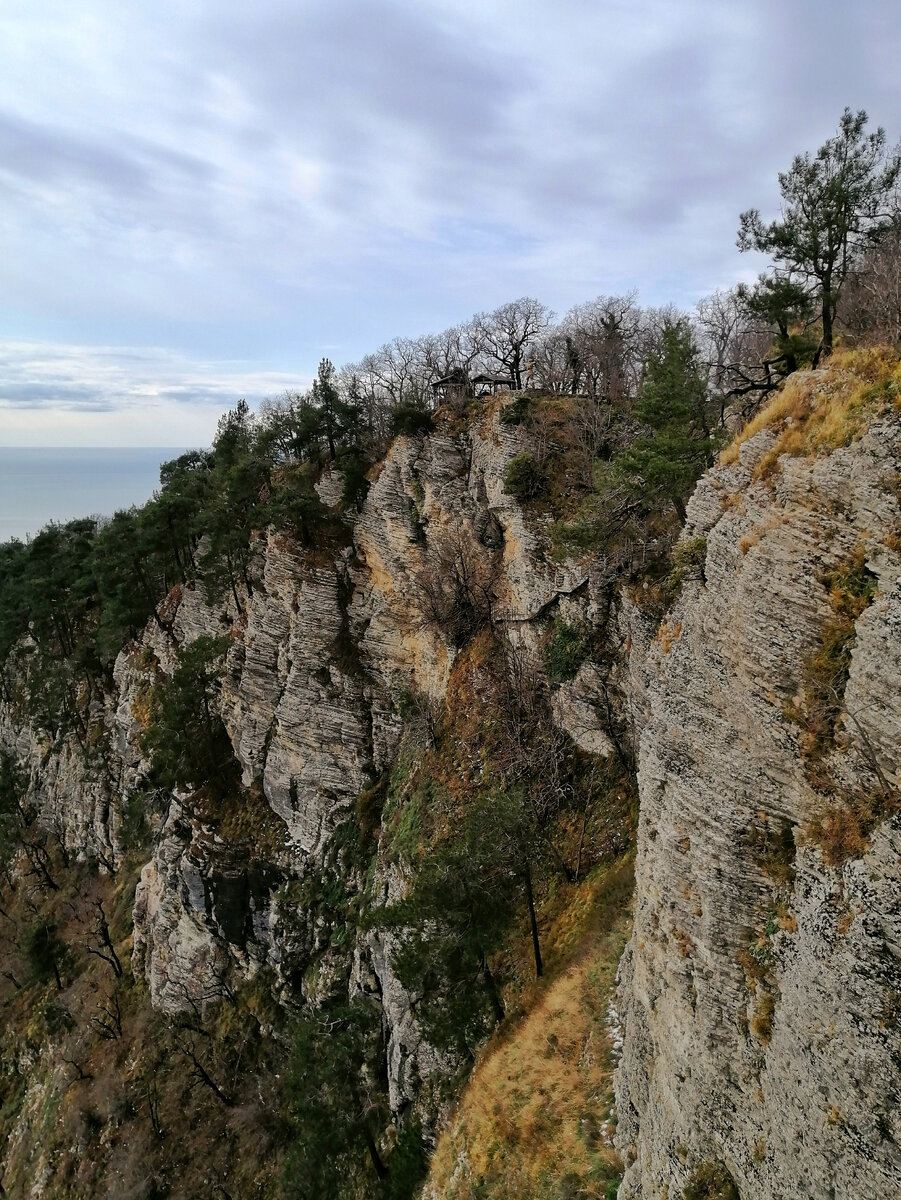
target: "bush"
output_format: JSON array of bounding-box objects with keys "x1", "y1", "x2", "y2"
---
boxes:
[
  {"x1": 666, "y1": 536, "x2": 707, "y2": 594},
  {"x1": 545, "y1": 619, "x2": 591, "y2": 684},
  {"x1": 683, "y1": 1160, "x2": 740, "y2": 1200},
  {"x1": 412, "y1": 526, "x2": 496, "y2": 648},
  {"x1": 390, "y1": 403, "x2": 434, "y2": 438},
  {"x1": 504, "y1": 451, "x2": 547, "y2": 500},
  {"x1": 499, "y1": 395, "x2": 530, "y2": 426},
  {"x1": 788, "y1": 548, "x2": 877, "y2": 783}
]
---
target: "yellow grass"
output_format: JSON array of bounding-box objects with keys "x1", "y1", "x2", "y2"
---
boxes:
[
  {"x1": 719, "y1": 347, "x2": 901, "y2": 474},
  {"x1": 424, "y1": 857, "x2": 633, "y2": 1200}
]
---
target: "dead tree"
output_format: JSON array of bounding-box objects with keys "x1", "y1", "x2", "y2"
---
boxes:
[
  {"x1": 86, "y1": 899, "x2": 123, "y2": 978},
  {"x1": 92, "y1": 990, "x2": 123, "y2": 1041}
]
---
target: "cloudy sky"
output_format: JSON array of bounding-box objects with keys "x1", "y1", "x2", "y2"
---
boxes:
[{"x1": 2, "y1": 0, "x2": 901, "y2": 445}]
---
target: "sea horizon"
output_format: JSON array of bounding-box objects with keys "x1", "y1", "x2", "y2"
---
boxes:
[{"x1": 0, "y1": 446, "x2": 194, "y2": 544}]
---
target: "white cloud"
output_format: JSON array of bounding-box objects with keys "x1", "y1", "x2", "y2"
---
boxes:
[
  {"x1": 0, "y1": 0, "x2": 899, "y2": 445},
  {"x1": 0, "y1": 340, "x2": 305, "y2": 446}
]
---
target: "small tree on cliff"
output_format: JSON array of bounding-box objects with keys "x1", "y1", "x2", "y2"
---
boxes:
[
  {"x1": 614, "y1": 318, "x2": 712, "y2": 523},
  {"x1": 140, "y1": 635, "x2": 237, "y2": 798},
  {"x1": 738, "y1": 108, "x2": 901, "y2": 360},
  {"x1": 282, "y1": 999, "x2": 393, "y2": 1199}
]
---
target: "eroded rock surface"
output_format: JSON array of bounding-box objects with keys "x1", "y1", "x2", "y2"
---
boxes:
[
  {"x1": 616, "y1": 418, "x2": 901, "y2": 1199},
  {"x1": 1, "y1": 405, "x2": 634, "y2": 1124}
]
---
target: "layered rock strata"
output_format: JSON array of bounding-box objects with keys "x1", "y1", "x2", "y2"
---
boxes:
[
  {"x1": 616, "y1": 416, "x2": 901, "y2": 1199},
  {"x1": 0, "y1": 403, "x2": 634, "y2": 1120}
]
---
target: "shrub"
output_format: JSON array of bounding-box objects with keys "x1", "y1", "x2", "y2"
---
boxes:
[
  {"x1": 23, "y1": 920, "x2": 69, "y2": 989},
  {"x1": 750, "y1": 990, "x2": 776, "y2": 1044},
  {"x1": 504, "y1": 451, "x2": 547, "y2": 500},
  {"x1": 390, "y1": 403, "x2": 434, "y2": 438},
  {"x1": 545, "y1": 619, "x2": 591, "y2": 684},
  {"x1": 683, "y1": 1160, "x2": 740, "y2": 1200},
  {"x1": 807, "y1": 787, "x2": 899, "y2": 867},
  {"x1": 666, "y1": 536, "x2": 707, "y2": 594},
  {"x1": 788, "y1": 547, "x2": 877, "y2": 772},
  {"x1": 747, "y1": 817, "x2": 796, "y2": 886},
  {"x1": 499, "y1": 395, "x2": 530, "y2": 426},
  {"x1": 412, "y1": 526, "x2": 497, "y2": 648}
]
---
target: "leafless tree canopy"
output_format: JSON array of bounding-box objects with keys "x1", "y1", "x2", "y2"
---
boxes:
[
  {"x1": 839, "y1": 228, "x2": 901, "y2": 347},
  {"x1": 411, "y1": 525, "x2": 499, "y2": 648}
]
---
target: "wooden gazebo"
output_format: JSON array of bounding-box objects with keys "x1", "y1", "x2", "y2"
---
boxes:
[{"x1": 470, "y1": 374, "x2": 515, "y2": 397}]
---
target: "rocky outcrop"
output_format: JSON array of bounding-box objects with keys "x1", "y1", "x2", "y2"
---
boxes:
[
  {"x1": 2, "y1": 402, "x2": 637, "y2": 1126},
  {"x1": 615, "y1": 414, "x2": 901, "y2": 1199}
]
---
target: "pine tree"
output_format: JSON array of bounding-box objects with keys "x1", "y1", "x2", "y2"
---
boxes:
[
  {"x1": 738, "y1": 108, "x2": 901, "y2": 359},
  {"x1": 616, "y1": 319, "x2": 712, "y2": 522}
]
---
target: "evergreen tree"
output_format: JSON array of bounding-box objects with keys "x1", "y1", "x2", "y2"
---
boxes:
[
  {"x1": 140, "y1": 635, "x2": 237, "y2": 797},
  {"x1": 738, "y1": 108, "x2": 901, "y2": 359},
  {"x1": 312, "y1": 358, "x2": 362, "y2": 462},
  {"x1": 93, "y1": 508, "x2": 175, "y2": 659},
  {"x1": 615, "y1": 319, "x2": 713, "y2": 522},
  {"x1": 736, "y1": 273, "x2": 817, "y2": 377},
  {"x1": 282, "y1": 998, "x2": 392, "y2": 1200}
]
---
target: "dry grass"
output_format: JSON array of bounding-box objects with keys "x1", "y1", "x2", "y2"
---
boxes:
[
  {"x1": 424, "y1": 857, "x2": 633, "y2": 1200},
  {"x1": 719, "y1": 347, "x2": 901, "y2": 473},
  {"x1": 806, "y1": 787, "x2": 900, "y2": 867}
]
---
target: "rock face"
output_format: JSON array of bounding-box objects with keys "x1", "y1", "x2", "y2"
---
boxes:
[
  {"x1": 6, "y1": 382, "x2": 900, "y2": 1188},
  {"x1": 615, "y1": 416, "x2": 901, "y2": 1198},
  {"x1": 0, "y1": 403, "x2": 631, "y2": 1124}
]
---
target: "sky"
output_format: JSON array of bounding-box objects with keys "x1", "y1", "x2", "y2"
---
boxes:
[{"x1": 2, "y1": 0, "x2": 901, "y2": 446}]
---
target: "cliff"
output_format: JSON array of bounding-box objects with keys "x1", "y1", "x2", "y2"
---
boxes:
[
  {"x1": 616, "y1": 355, "x2": 901, "y2": 1198},
  {"x1": 0, "y1": 395, "x2": 645, "y2": 1197},
  {"x1": 1, "y1": 355, "x2": 899, "y2": 1199}
]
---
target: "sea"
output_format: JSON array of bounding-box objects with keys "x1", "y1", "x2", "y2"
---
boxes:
[{"x1": 0, "y1": 447, "x2": 191, "y2": 544}]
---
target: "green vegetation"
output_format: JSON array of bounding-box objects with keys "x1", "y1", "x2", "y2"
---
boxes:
[
  {"x1": 544, "y1": 618, "x2": 592, "y2": 684},
  {"x1": 499, "y1": 394, "x2": 531, "y2": 426},
  {"x1": 283, "y1": 999, "x2": 426, "y2": 1200},
  {"x1": 504, "y1": 450, "x2": 548, "y2": 500},
  {"x1": 613, "y1": 319, "x2": 715, "y2": 524},
  {"x1": 390, "y1": 401, "x2": 435, "y2": 437},
  {"x1": 666, "y1": 536, "x2": 708, "y2": 595},
  {"x1": 140, "y1": 634, "x2": 237, "y2": 798},
  {"x1": 739, "y1": 108, "x2": 900, "y2": 361},
  {"x1": 423, "y1": 857, "x2": 634, "y2": 1200},
  {"x1": 682, "y1": 1161, "x2": 740, "y2": 1200}
]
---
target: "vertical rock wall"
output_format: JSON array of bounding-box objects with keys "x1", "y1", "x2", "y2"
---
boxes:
[{"x1": 615, "y1": 418, "x2": 901, "y2": 1199}]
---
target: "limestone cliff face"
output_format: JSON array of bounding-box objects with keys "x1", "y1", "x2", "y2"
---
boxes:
[
  {"x1": 615, "y1": 412, "x2": 901, "y2": 1198},
  {"x1": 0, "y1": 404, "x2": 630, "y2": 1128}
]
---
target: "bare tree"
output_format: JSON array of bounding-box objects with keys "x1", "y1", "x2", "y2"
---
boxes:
[
  {"x1": 563, "y1": 292, "x2": 643, "y2": 402},
  {"x1": 840, "y1": 226, "x2": 901, "y2": 346},
  {"x1": 472, "y1": 297, "x2": 554, "y2": 388},
  {"x1": 174, "y1": 1029, "x2": 234, "y2": 1107},
  {"x1": 92, "y1": 989, "x2": 123, "y2": 1040},
  {"x1": 412, "y1": 526, "x2": 499, "y2": 647},
  {"x1": 86, "y1": 898, "x2": 123, "y2": 978},
  {"x1": 527, "y1": 329, "x2": 576, "y2": 395},
  {"x1": 695, "y1": 287, "x2": 775, "y2": 423}
]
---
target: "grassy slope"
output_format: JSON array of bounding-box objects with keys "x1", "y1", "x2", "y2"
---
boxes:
[
  {"x1": 721, "y1": 346, "x2": 901, "y2": 474},
  {"x1": 423, "y1": 857, "x2": 633, "y2": 1200}
]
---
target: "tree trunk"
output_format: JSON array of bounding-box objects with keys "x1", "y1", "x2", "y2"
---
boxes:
[
  {"x1": 479, "y1": 948, "x2": 505, "y2": 1025},
  {"x1": 362, "y1": 1123, "x2": 388, "y2": 1181},
  {"x1": 820, "y1": 277, "x2": 835, "y2": 360},
  {"x1": 524, "y1": 864, "x2": 543, "y2": 979},
  {"x1": 672, "y1": 494, "x2": 688, "y2": 524}
]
